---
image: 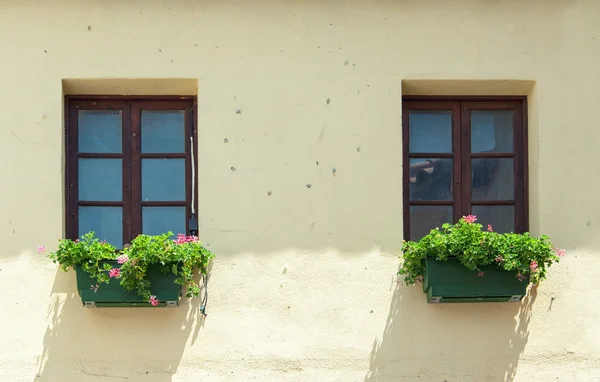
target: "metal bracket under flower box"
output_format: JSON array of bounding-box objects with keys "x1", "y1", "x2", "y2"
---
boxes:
[
  {"x1": 76, "y1": 261, "x2": 183, "y2": 308},
  {"x1": 423, "y1": 257, "x2": 529, "y2": 303},
  {"x1": 83, "y1": 301, "x2": 179, "y2": 308}
]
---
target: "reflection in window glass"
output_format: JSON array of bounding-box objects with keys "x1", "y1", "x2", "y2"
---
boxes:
[
  {"x1": 409, "y1": 205, "x2": 453, "y2": 241},
  {"x1": 409, "y1": 158, "x2": 452, "y2": 201},
  {"x1": 78, "y1": 159, "x2": 122, "y2": 201},
  {"x1": 78, "y1": 110, "x2": 122, "y2": 153},
  {"x1": 78, "y1": 206, "x2": 123, "y2": 248},
  {"x1": 141, "y1": 159, "x2": 186, "y2": 201},
  {"x1": 471, "y1": 110, "x2": 513, "y2": 153},
  {"x1": 142, "y1": 207, "x2": 186, "y2": 237},
  {"x1": 472, "y1": 205, "x2": 515, "y2": 233},
  {"x1": 409, "y1": 111, "x2": 452, "y2": 153},
  {"x1": 141, "y1": 110, "x2": 185, "y2": 153},
  {"x1": 471, "y1": 158, "x2": 514, "y2": 200}
]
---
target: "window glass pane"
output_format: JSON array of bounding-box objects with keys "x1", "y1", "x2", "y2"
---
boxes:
[
  {"x1": 471, "y1": 110, "x2": 513, "y2": 153},
  {"x1": 141, "y1": 110, "x2": 185, "y2": 153},
  {"x1": 142, "y1": 207, "x2": 186, "y2": 237},
  {"x1": 78, "y1": 159, "x2": 122, "y2": 201},
  {"x1": 79, "y1": 206, "x2": 123, "y2": 248},
  {"x1": 409, "y1": 205, "x2": 453, "y2": 241},
  {"x1": 471, "y1": 158, "x2": 514, "y2": 200},
  {"x1": 472, "y1": 205, "x2": 515, "y2": 233},
  {"x1": 409, "y1": 110, "x2": 452, "y2": 153},
  {"x1": 409, "y1": 158, "x2": 452, "y2": 201},
  {"x1": 141, "y1": 159, "x2": 186, "y2": 201},
  {"x1": 78, "y1": 110, "x2": 122, "y2": 153}
]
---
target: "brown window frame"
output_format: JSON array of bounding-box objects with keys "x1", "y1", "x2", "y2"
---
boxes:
[
  {"x1": 402, "y1": 96, "x2": 528, "y2": 240},
  {"x1": 65, "y1": 96, "x2": 197, "y2": 246}
]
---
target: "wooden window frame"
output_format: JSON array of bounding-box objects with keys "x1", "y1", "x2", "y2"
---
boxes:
[
  {"x1": 65, "y1": 95, "x2": 197, "y2": 246},
  {"x1": 402, "y1": 96, "x2": 528, "y2": 240}
]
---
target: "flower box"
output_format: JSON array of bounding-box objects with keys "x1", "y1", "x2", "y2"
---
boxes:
[
  {"x1": 76, "y1": 261, "x2": 182, "y2": 308},
  {"x1": 43, "y1": 231, "x2": 214, "y2": 310},
  {"x1": 423, "y1": 257, "x2": 529, "y2": 303},
  {"x1": 399, "y1": 215, "x2": 564, "y2": 304}
]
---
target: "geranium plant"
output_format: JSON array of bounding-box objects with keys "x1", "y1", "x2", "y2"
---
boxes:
[
  {"x1": 399, "y1": 215, "x2": 565, "y2": 285},
  {"x1": 42, "y1": 231, "x2": 215, "y2": 306}
]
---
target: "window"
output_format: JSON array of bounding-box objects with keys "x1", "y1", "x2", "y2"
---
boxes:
[
  {"x1": 65, "y1": 97, "x2": 196, "y2": 248},
  {"x1": 402, "y1": 97, "x2": 528, "y2": 240}
]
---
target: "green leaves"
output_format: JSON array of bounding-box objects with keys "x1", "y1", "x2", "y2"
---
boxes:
[
  {"x1": 399, "y1": 217, "x2": 561, "y2": 285},
  {"x1": 46, "y1": 232, "x2": 118, "y2": 284},
  {"x1": 44, "y1": 232, "x2": 215, "y2": 301}
]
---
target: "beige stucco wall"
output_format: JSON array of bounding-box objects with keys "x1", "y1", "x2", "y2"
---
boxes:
[{"x1": 1, "y1": 0, "x2": 599, "y2": 381}]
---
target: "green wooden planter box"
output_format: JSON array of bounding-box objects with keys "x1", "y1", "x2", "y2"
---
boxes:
[
  {"x1": 423, "y1": 257, "x2": 529, "y2": 303},
  {"x1": 76, "y1": 261, "x2": 182, "y2": 308}
]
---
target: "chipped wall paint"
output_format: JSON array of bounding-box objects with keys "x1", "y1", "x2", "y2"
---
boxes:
[{"x1": 1, "y1": 0, "x2": 600, "y2": 381}]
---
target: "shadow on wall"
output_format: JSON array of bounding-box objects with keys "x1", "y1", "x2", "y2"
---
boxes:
[
  {"x1": 365, "y1": 283, "x2": 536, "y2": 382},
  {"x1": 35, "y1": 269, "x2": 205, "y2": 382}
]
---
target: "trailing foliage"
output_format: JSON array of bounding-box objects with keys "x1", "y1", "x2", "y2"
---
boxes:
[
  {"x1": 45, "y1": 232, "x2": 118, "y2": 285},
  {"x1": 43, "y1": 231, "x2": 215, "y2": 304},
  {"x1": 399, "y1": 215, "x2": 564, "y2": 285}
]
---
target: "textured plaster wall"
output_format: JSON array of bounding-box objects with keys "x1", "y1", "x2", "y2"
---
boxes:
[{"x1": 0, "y1": 0, "x2": 599, "y2": 381}]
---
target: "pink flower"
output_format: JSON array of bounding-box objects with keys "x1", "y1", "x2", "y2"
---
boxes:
[
  {"x1": 463, "y1": 215, "x2": 477, "y2": 224},
  {"x1": 109, "y1": 268, "x2": 121, "y2": 278},
  {"x1": 37, "y1": 246, "x2": 46, "y2": 253},
  {"x1": 174, "y1": 234, "x2": 199, "y2": 245},
  {"x1": 530, "y1": 260, "x2": 538, "y2": 271},
  {"x1": 487, "y1": 224, "x2": 493, "y2": 232},
  {"x1": 495, "y1": 255, "x2": 503, "y2": 263},
  {"x1": 517, "y1": 273, "x2": 526, "y2": 282},
  {"x1": 90, "y1": 284, "x2": 99, "y2": 293},
  {"x1": 554, "y1": 247, "x2": 566, "y2": 257},
  {"x1": 149, "y1": 295, "x2": 159, "y2": 306},
  {"x1": 117, "y1": 254, "x2": 129, "y2": 264},
  {"x1": 75, "y1": 239, "x2": 80, "y2": 243},
  {"x1": 478, "y1": 271, "x2": 484, "y2": 277}
]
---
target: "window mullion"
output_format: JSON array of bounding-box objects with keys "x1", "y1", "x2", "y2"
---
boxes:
[
  {"x1": 130, "y1": 102, "x2": 142, "y2": 240},
  {"x1": 402, "y1": 102, "x2": 410, "y2": 240},
  {"x1": 460, "y1": 102, "x2": 472, "y2": 218},
  {"x1": 185, "y1": 102, "x2": 195, "y2": 235},
  {"x1": 513, "y1": 102, "x2": 526, "y2": 232},
  {"x1": 66, "y1": 101, "x2": 79, "y2": 241},
  {"x1": 122, "y1": 102, "x2": 133, "y2": 245},
  {"x1": 452, "y1": 102, "x2": 463, "y2": 223}
]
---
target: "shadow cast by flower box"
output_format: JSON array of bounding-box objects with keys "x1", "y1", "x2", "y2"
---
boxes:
[
  {"x1": 365, "y1": 283, "x2": 535, "y2": 382},
  {"x1": 35, "y1": 267, "x2": 206, "y2": 381}
]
